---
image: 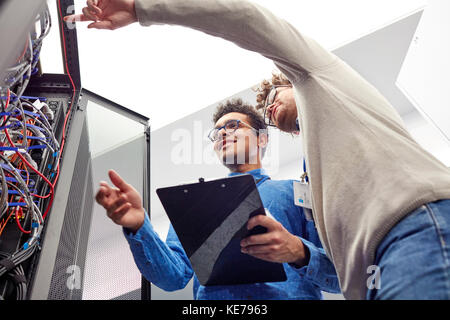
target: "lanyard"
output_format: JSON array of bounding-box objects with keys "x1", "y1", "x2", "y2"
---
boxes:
[{"x1": 301, "y1": 158, "x2": 309, "y2": 183}]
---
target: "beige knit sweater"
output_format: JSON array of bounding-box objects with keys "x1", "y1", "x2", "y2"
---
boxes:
[{"x1": 135, "y1": 0, "x2": 450, "y2": 299}]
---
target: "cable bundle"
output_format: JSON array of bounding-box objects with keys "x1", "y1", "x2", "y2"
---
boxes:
[{"x1": 0, "y1": 4, "x2": 54, "y2": 300}]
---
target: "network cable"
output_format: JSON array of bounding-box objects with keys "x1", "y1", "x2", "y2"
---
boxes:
[{"x1": 0, "y1": 4, "x2": 55, "y2": 300}]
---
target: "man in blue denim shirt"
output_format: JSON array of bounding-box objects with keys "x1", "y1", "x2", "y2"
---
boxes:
[{"x1": 95, "y1": 99, "x2": 340, "y2": 299}]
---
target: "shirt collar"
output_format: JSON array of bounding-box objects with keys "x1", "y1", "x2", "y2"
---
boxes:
[{"x1": 228, "y1": 168, "x2": 270, "y2": 181}]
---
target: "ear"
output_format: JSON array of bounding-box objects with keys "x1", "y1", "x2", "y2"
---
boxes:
[{"x1": 258, "y1": 131, "x2": 269, "y2": 149}]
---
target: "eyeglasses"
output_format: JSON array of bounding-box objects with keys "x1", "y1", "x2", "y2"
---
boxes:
[
  {"x1": 208, "y1": 119, "x2": 256, "y2": 142},
  {"x1": 263, "y1": 85, "x2": 292, "y2": 127}
]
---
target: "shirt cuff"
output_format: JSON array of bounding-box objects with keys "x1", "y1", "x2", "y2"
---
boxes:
[
  {"x1": 123, "y1": 211, "x2": 152, "y2": 242},
  {"x1": 289, "y1": 237, "x2": 338, "y2": 291}
]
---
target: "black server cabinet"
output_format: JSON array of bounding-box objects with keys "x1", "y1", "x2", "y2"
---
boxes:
[{"x1": 0, "y1": 0, "x2": 151, "y2": 300}]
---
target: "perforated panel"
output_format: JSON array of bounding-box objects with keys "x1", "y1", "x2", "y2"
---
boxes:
[
  {"x1": 82, "y1": 136, "x2": 144, "y2": 300},
  {"x1": 47, "y1": 118, "x2": 93, "y2": 300}
]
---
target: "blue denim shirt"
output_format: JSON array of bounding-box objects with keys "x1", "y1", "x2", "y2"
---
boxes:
[{"x1": 124, "y1": 169, "x2": 340, "y2": 299}]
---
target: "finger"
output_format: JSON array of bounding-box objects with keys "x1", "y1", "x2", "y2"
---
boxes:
[
  {"x1": 112, "y1": 202, "x2": 132, "y2": 218},
  {"x1": 95, "y1": 186, "x2": 109, "y2": 205},
  {"x1": 63, "y1": 14, "x2": 91, "y2": 23},
  {"x1": 247, "y1": 214, "x2": 280, "y2": 231},
  {"x1": 87, "y1": 0, "x2": 102, "y2": 15},
  {"x1": 107, "y1": 194, "x2": 128, "y2": 216},
  {"x1": 99, "y1": 183, "x2": 113, "y2": 197},
  {"x1": 88, "y1": 20, "x2": 114, "y2": 30},
  {"x1": 241, "y1": 244, "x2": 277, "y2": 255},
  {"x1": 108, "y1": 170, "x2": 131, "y2": 192},
  {"x1": 96, "y1": 186, "x2": 117, "y2": 209},
  {"x1": 99, "y1": 181, "x2": 109, "y2": 188},
  {"x1": 240, "y1": 232, "x2": 272, "y2": 247},
  {"x1": 82, "y1": 6, "x2": 100, "y2": 22},
  {"x1": 109, "y1": 203, "x2": 132, "y2": 225}
]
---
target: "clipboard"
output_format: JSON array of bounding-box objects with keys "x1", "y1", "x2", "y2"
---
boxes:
[{"x1": 156, "y1": 174, "x2": 287, "y2": 286}]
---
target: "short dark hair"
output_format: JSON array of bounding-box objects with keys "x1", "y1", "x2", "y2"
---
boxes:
[
  {"x1": 212, "y1": 98, "x2": 267, "y2": 134},
  {"x1": 212, "y1": 98, "x2": 268, "y2": 157}
]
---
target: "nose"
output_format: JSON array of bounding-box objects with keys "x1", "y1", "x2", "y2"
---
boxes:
[
  {"x1": 214, "y1": 129, "x2": 230, "y2": 150},
  {"x1": 214, "y1": 127, "x2": 229, "y2": 144},
  {"x1": 217, "y1": 126, "x2": 227, "y2": 137}
]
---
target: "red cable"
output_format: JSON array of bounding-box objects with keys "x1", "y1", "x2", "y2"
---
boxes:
[
  {"x1": 3, "y1": 117, "x2": 55, "y2": 198},
  {"x1": 1, "y1": 2, "x2": 77, "y2": 222},
  {"x1": 3, "y1": 89, "x2": 55, "y2": 220},
  {"x1": 31, "y1": 192, "x2": 51, "y2": 199},
  {"x1": 3, "y1": 89, "x2": 52, "y2": 196},
  {"x1": 16, "y1": 40, "x2": 29, "y2": 63},
  {"x1": 40, "y1": 0, "x2": 77, "y2": 220},
  {"x1": 15, "y1": 206, "x2": 31, "y2": 234},
  {"x1": 5, "y1": 89, "x2": 10, "y2": 109}
]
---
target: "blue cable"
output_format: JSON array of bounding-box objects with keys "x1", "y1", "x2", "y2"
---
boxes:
[
  {"x1": 303, "y1": 159, "x2": 309, "y2": 183},
  {"x1": 0, "y1": 95, "x2": 47, "y2": 102},
  {"x1": 8, "y1": 202, "x2": 27, "y2": 207}
]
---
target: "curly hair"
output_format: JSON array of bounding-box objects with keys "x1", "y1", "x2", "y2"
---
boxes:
[
  {"x1": 254, "y1": 72, "x2": 292, "y2": 111},
  {"x1": 212, "y1": 98, "x2": 267, "y2": 134},
  {"x1": 212, "y1": 98, "x2": 268, "y2": 157}
]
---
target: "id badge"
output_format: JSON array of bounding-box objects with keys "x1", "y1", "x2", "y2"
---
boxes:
[
  {"x1": 293, "y1": 181, "x2": 314, "y2": 222},
  {"x1": 293, "y1": 181, "x2": 312, "y2": 209}
]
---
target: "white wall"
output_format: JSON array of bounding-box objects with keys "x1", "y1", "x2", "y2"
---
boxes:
[{"x1": 397, "y1": 0, "x2": 450, "y2": 143}]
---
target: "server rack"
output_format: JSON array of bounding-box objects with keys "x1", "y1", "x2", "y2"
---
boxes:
[{"x1": 0, "y1": 0, "x2": 151, "y2": 300}]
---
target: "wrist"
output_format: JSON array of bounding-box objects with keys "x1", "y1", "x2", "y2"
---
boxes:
[
  {"x1": 127, "y1": 0, "x2": 138, "y2": 23},
  {"x1": 292, "y1": 237, "x2": 310, "y2": 267},
  {"x1": 128, "y1": 208, "x2": 145, "y2": 234}
]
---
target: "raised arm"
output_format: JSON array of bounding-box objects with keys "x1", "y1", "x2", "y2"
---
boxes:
[{"x1": 65, "y1": 0, "x2": 338, "y2": 82}]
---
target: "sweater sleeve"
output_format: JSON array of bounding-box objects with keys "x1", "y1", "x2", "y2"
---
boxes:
[
  {"x1": 134, "y1": 0, "x2": 338, "y2": 82},
  {"x1": 123, "y1": 213, "x2": 194, "y2": 291}
]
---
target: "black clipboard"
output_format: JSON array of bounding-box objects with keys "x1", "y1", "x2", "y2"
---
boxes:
[{"x1": 156, "y1": 174, "x2": 287, "y2": 286}]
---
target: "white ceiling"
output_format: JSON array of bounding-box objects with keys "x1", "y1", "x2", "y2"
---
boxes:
[
  {"x1": 333, "y1": 10, "x2": 423, "y2": 116},
  {"x1": 397, "y1": 0, "x2": 450, "y2": 143},
  {"x1": 39, "y1": 0, "x2": 427, "y2": 130}
]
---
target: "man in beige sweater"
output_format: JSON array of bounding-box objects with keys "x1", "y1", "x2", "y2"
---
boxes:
[{"x1": 66, "y1": 0, "x2": 450, "y2": 299}]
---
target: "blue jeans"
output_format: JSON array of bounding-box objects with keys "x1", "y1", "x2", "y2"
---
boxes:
[{"x1": 367, "y1": 199, "x2": 450, "y2": 300}]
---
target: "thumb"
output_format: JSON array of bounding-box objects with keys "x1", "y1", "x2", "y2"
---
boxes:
[
  {"x1": 247, "y1": 214, "x2": 277, "y2": 231},
  {"x1": 108, "y1": 170, "x2": 130, "y2": 192},
  {"x1": 88, "y1": 20, "x2": 114, "y2": 30}
]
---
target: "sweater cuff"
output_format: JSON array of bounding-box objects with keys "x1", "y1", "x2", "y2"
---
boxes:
[{"x1": 135, "y1": 0, "x2": 161, "y2": 27}]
